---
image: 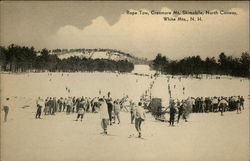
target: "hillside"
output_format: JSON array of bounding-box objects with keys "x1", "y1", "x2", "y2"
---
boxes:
[{"x1": 48, "y1": 48, "x2": 149, "y2": 64}]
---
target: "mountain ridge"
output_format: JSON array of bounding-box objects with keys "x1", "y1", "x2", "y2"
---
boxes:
[{"x1": 47, "y1": 48, "x2": 150, "y2": 64}]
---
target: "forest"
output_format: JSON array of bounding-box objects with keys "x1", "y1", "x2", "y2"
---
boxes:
[
  {"x1": 151, "y1": 52, "x2": 250, "y2": 77},
  {"x1": 0, "y1": 44, "x2": 134, "y2": 73}
]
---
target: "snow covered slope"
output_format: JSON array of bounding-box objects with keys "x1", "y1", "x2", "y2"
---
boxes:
[{"x1": 47, "y1": 49, "x2": 148, "y2": 64}]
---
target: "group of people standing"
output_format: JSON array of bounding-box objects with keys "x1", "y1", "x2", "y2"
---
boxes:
[
  {"x1": 90, "y1": 92, "x2": 146, "y2": 138},
  {"x1": 35, "y1": 96, "x2": 100, "y2": 118},
  {"x1": 168, "y1": 97, "x2": 192, "y2": 127},
  {"x1": 167, "y1": 95, "x2": 245, "y2": 127},
  {"x1": 189, "y1": 96, "x2": 244, "y2": 115},
  {"x1": 35, "y1": 92, "x2": 146, "y2": 138},
  {"x1": 3, "y1": 91, "x2": 245, "y2": 139}
]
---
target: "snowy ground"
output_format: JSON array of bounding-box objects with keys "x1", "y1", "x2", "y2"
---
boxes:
[
  {"x1": 1, "y1": 104, "x2": 249, "y2": 161},
  {"x1": 0, "y1": 68, "x2": 249, "y2": 161},
  {"x1": 0, "y1": 72, "x2": 152, "y2": 101}
]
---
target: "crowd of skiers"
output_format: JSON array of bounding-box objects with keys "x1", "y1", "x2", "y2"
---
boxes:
[
  {"x1": 167, "y1": 95, "x2": 245, "y2": 127},
  {"x1": 36, "y1": 95, "x2": 130, "y2": 118},
  {"x1": 98, "y1": 93, "x2": 146, "y2": 137},
  {"x1": 43, "y1": 96, "x2": 99, "y2": 116},
  {"x1": 2, "y1": 93, "x2": 246, "y2": 138},
  {"x1": 35, "y1": 92, "x2": 146, "y2": 137},
  {"x1": 189, "y1": 96, "x2": 244, "y2": 114}
]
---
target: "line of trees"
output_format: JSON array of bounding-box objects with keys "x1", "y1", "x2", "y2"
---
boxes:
[
  {"x1": 151, "y1": 52, "x2": 250, "y2": 77},
  {"x1": 1, "y1": 44, "x2": 249, "y2": 77},
  {"x1": 0, "y1": 44, "x2": 134, "y2": 73}
]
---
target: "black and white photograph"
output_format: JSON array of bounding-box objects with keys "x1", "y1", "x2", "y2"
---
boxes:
[{"x1": 0, "y1": 1, "x2": 249, "y2": 161}]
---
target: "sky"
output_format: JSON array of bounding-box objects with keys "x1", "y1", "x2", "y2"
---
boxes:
[{"x1": 0, "y1": 1, "x2": 249, "y2": 60}]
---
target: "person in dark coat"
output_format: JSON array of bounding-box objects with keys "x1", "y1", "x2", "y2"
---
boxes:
[
  {"x1": 63, "y1": 98, "x2": 67, "y2": 112},
  {"x1": 51, "y1": 97, "x2": 57, "y2": 115},
  {"x1": 48, "y1": 97, "x2": 53, "y2": 115},
  {"x1": 76, "y1": 100, "x2": 85, "y2": 122},
  {"x1": 130, "y1": 101, "x2": 136, "y2": 124},
  {"x1": 72, "y1": 97, "x2": 76, "y2": 112},
  {"x1": 169, "y1": 99, "x2": 177, "y2": 126},
  {"x1": 177, "y1": 100, "x2": 184, "y2": 123},
  {"x1": 194, "y1": 97, "x2": 199, "y2": 113},
  {"x1": 44, "y1": 98, "x2": 50, "y2": 115},
  {"x1": 75, "y1": 98, "x2": 81, "y2": 113},
  {"x1": 236, "y1": 96, "x2": 241, "y2": 114},
  {"x1": 240, "y1": 96, "x2": 245, "y2": 110},
  {"x1": 58, "y1": 97, "x2": 64, "y2": 112},
  {"x1": 106, "y1": 92, "x2": 113, "y2": 125},
  {"x1": 2, "y1": 98, "x2": 10, "y2": 122}
]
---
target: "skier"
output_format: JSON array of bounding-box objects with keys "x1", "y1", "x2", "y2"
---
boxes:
[
  {"x1": 135, "y1": 102, "x2": 146, "y2": 138},
  {"x1": 106, "y1": 92, "x2": 113, "y2": 125},
  {"x1": 169, "y1": 99, "x2": 177, "y2": 126},
  {"x1": 113, "y1": 99, "x2": 121, "y2": 124},
  {"x1": 99, "y1": 98, "x2": 109, "y2": 135},
  {"x1": 35, "y1": 97, "x2": 44, "y2": 119},
  {"x1": 2, "y1": 98, "x2": 10, "y2": 122},
  {"x1": 76, "y1": 99, "x2": 85, "y2": 122}
]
